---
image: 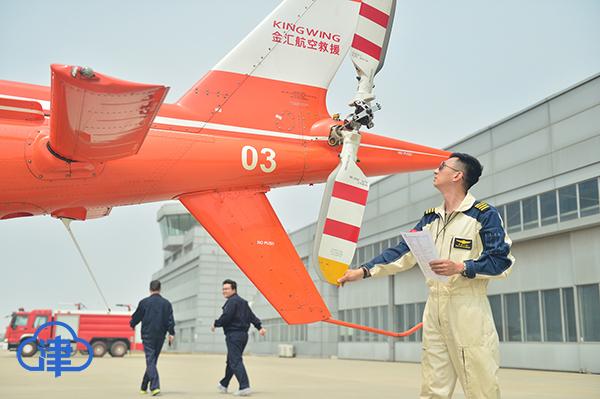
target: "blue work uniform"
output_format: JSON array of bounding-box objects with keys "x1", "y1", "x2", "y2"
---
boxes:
[
  {"x1": 130, "y1": 293, "x2": 175, "y2": 392},
  {"x1": 214, "y1": 294, "x2": 262, "y2": 391}
]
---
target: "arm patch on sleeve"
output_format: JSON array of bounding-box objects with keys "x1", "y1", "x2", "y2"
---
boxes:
[{"x1": 473, "y1": 202, "x2": 490, "y2": 212}]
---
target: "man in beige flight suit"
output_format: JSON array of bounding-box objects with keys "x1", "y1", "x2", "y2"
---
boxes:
[{"x1": 339, "y1": 152, "x2": 514, "y2": 399}]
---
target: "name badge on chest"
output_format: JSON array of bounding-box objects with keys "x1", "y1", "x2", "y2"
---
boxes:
[{"x1": 453, "y1": 237, "x2": 473, "y2": 250}]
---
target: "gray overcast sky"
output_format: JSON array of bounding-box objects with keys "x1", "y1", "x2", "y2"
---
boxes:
[{"x1": 1, "y1": 0, "x2": 599, "y2": 332}]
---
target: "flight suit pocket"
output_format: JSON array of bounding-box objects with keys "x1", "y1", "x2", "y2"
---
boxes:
[{"x1": 447, "y1": 296, "x2": 495, "y2": 347}]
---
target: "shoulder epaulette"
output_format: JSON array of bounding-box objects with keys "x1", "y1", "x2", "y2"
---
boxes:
[
  {"x1": 424, "y1": 208, "x2": 436, "y2": 215},
  {"x1": 474, "y1": 202, "x2": 490, "y2": 212}
]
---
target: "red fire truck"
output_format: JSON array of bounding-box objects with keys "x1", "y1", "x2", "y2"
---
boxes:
[{"x1": 4, "y1": 308, "x2": 143, "y2": 358}]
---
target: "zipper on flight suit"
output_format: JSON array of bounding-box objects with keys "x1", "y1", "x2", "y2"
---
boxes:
[
  {"x1": 434, "y1": 215, "x2": 442, "y2": 327},
  {"x1": 434, "y1": 212, "x2": 458, "y2": 330}
]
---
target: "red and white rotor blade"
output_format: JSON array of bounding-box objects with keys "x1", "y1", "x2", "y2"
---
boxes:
[
  {"x1": 313, "y1": 138, "x2": 369, "y2": 285},
  {"x1": 351, "y1": 0, "x2": 397, "y2": 102}
]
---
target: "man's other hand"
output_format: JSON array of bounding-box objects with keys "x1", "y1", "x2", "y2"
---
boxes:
[
  {"x1": 429, "y1": 259, "x2": 464, "y2": 276},
  {"x1": 259, "y1": 328, "x2": 267, "y2": 336},
  {"x1": 337, "y1": 268, "x2": 364, "y2": 286}
]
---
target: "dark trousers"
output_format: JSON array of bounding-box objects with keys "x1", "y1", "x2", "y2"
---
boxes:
[
  {"x1": 141, "y1": 337, "x2": 164, "y2": 391},
  {"x1": 220, "y1": 331, "x2": 249, "y2": 390}
]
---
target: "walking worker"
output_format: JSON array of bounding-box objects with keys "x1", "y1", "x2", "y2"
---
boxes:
[
  {"x1": 212, "y1": 279, "x2": 266, "y2": 397},
  {"x1": 338, "y1": 153, "x2": 515, "y2": 399},
  {"x1": 130, "y1": 280, "x2": 175, "y2": 396}
]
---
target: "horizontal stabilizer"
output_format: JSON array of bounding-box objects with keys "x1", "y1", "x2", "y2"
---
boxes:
[
  {"x1": 180, "y1": 190, "x2": 331, "y2": 324},
  {"x1": 50, "y1": 64, "x2": 168, "y2": 162},
  {"x1": 0, "y1": 97, "x2": 44, "y2": 122}
]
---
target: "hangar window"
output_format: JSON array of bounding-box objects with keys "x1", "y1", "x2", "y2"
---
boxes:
[
  {"x1": 345, "y1": 311, "x2": 355, "y2": 342},
  {"x1": 356, "y1": 247, "x2": 364, "y2": 265},
  {"x1": 543, "y1": 289, "x2": 563, "y2": 342},
  {"x1": 504, "y1": 293, "x2": 522, "y2": 341},
  {"x1": 562, "y1": 287, "x2": 577, "y2": 342},
  {"x1": 540, "y1": 190, "x2": 558, "y2": 226},
  {"x1": 300, "y1": 325, "x2": 308, "y2": 341},
  {"x1": 523, "y1": 291, "x2": 542, "y2": 342},
  {"x1": 506, "y1": 201, "x2": 522, "y2": 233},
  {"x1": 395, "y1": 304, "x2": 405, "y2": 342},
  {"x1": 521, "y1": 196, "x2": 539, "y2": 230},
  {"x1": 559, "y1": 185, "x2": 578, "y2": 222},
  {"x1": 338, "y1": 310, "x2": 346, "y2": 342},
  {"x1": 406, "y1": 303, "x2": 417, "y2": 342},
  {"x1": 338, "y1": 306, "x2": 400, "y2": 343},
  {"x1": 370, "y1": 307, "x2": 379, "y2": 342},
  {"x1": 270, "y1": 322, "x2": 280, "y2": 342},
  {"x1": 380, "y1": 306, "x2": 389, "y2": 342},
  {"x1": 280, "y1": 323, "x2": 289, "y2": 342},
  {"x1": 373, "y1": 241, "x2": 383, "y2": 255},
  {"x1": 353, "y1": 309, "x2": 362, "y2": 342},
  {"x1": 364, "y1": 245, "x2": 374, "y2": 263},
  {"x1": 578, "y1": 178, "x2": 599, "y2": 217},
  {"x1": 361, "y1": 308, "x2": 370, "y2": 342},
  {"x1": 578, "y1": 284, "x2": 600, "y2": 342}
]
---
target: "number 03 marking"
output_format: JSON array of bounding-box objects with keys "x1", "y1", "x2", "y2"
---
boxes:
[{"x1": 241, "y1": 146, "x2": 277, "y2": 173}]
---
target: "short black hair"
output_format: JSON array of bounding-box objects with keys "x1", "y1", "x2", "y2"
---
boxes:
[
  {"x1": 150, "y1": 280, "x2": 161, "y2": 292},
  {"x1": 222, "y1": 279, "x2": 237, "y2": 291},
  {"x1": 450, "y1": 152, "x2": 483, "y2": 191}
]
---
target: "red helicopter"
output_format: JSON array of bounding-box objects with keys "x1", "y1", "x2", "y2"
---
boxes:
[{"x1": 0, "y1": 0, "x2": 448, "y2": 336}]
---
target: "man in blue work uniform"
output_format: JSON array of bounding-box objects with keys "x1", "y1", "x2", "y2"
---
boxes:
[
  {"x1": 339, "y1": 153, "x2": 514, "y2": 399},
  {"x1": 212, "y1": 279, "x2": 266, "y2": 397},
  {"x1": 130, "y1": 280, "x2": 175, "y2": 396}
]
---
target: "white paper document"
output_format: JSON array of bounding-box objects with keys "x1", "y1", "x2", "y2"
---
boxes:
[{"x1": 400, "y1": 230, "x2": 449, "y2": 283}]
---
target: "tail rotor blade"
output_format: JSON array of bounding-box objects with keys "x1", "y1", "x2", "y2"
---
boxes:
[
  {"x1": 350, "y1": 0, "x2": 397, "y2": 103},
  {"x1": 312, "y1": 132, "x2": 369, "y2": 285}
]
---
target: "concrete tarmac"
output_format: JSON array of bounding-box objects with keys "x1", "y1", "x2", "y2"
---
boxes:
[{"x1": 0, "y1": 350, "x2": 598, "y2": 398}]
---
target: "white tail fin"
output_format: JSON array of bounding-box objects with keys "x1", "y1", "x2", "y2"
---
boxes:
[
  {"x1": 213, "y1": 0, "x2": 360, "y2": 89},
  {"x1": 176, "y1": 0, "x2": 362, "y2": 130}
]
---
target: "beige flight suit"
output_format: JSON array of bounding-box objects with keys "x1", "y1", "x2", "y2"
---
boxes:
[{"x1": 367, "y1": 193, "x2": 514, "y2": 399}]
